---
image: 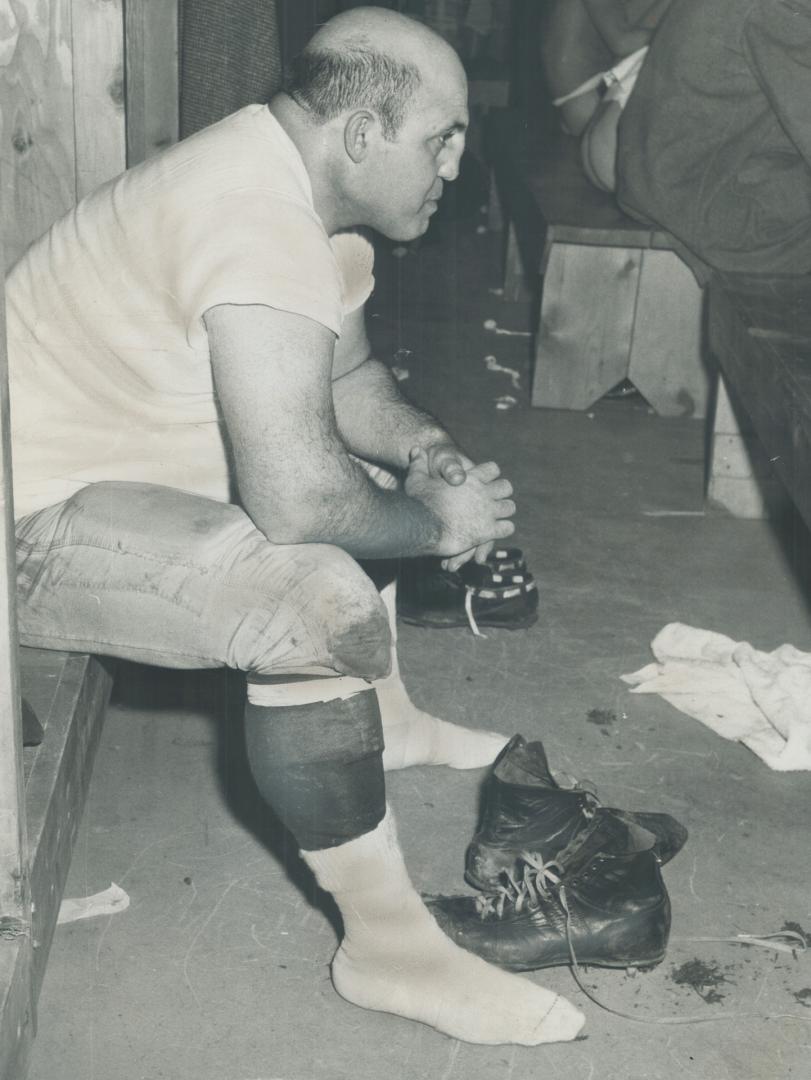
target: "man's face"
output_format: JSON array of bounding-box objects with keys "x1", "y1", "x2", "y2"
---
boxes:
[{"x1": 362, "y1": 66, "x2": 468, "y2": 241}]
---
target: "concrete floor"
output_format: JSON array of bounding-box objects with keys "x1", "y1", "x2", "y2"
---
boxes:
[{"x1": 28, "y1": 178, "x2": 811, "y2": 1080}]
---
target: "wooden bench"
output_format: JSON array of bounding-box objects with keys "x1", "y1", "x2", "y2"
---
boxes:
[
  {"x1": 707, "y1": 273, "x2": 811, "y2": 522},
  {"x1": 0, "y1": 410, "x2": 114, "y2": 1077},
  {"x1": 0, "y1": 2, "x2": 178, "y2": 1072},
  {"x1": 486, "y1": 110, "x2": 711, "y2": 418}
]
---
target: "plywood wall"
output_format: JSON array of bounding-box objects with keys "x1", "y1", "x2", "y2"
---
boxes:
[
  {"x1": 0, "y1": 0, "x2": 126, "y2": 271},
  {"x1": 126, "y1": 0, "x2": 178, "y2": 166}
]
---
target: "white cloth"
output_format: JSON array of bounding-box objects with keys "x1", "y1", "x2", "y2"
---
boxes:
[
  {"x1": 57, "y1": 882, "x2": 130, "y2": 925},
  {"x1": 622, "y1": 623, "x2": 811, "y2": 771},
  {"x1": 602, "y1": 46, "x2": 649, "y2": 108},
  {"x1": 6, "y1": 105, "x2": 374, "y2": 519},
  {"x1": 552, "y1": 46, "x2": 649, "y2": 110}
]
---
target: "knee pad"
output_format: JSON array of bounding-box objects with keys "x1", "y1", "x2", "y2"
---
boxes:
[{"x1": 244, "y1": 544, "x2": 393, "y2": 682}]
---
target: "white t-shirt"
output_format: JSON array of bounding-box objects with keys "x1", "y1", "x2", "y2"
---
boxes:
[{"x1": 6, "y1": 105, "x2": 375, "y2": 519}]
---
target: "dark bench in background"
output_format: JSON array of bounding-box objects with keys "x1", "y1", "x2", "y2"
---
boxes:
[
  {"x1": 486, "y1": 109, "x2": 711, "y2": 418},
  {"x1": 708, "y1": 273, "x2": 810, "y2": 522}
]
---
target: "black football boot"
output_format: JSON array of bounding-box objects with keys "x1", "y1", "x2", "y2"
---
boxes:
[
  {"x1": 465, "y1": 735, "x2": 687, "y2": 889},
  {"x1": 396, "y1": 548, "x2": 539, "y2": 631},
  {"x1": 427, "y1": 814, "x2": 671, "y2": 971}
]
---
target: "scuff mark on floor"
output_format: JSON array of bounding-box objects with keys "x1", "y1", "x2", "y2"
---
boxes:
[{"x1": 671, "y1": 958, "x2": 733, "y2": 1004}]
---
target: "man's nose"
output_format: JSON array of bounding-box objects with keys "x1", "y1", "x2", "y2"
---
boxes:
[{"x1": 438, "y1": 147, "x2": 463, "y2": 182}]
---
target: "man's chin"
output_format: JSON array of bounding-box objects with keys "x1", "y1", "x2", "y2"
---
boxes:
[{"x1": 379, "y1": 215, "x2": 433, "y2": 243}]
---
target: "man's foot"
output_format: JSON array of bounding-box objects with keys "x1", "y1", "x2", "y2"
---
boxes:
[
  {"x1": 377, "y1": 681, "x2": 508, "y2": 771},
  {"x1": 302, "y1": 808, "x2": 585, "y2": 1046},
  {"x1": 331, "y1": 894, "x2": 585, "y2": 1044}
]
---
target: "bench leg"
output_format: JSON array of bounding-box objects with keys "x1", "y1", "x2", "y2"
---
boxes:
[
  {"x1": 487, "y1": 165, "x2": 503, "y2": 234},
  {"x1": 502, "y1": 221, "x2": 526, "y2": 302},
  {"x1": 707, "y1": 376, "x2": 789, "y2": 519},
  {"x1": 532, "y1": 242, "x2": 639, "y2": 410},
  {"x1": 627, "y1": 249, "x2": 710, "y2": 419}
]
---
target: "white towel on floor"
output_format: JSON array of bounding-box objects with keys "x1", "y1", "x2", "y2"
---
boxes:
[{"x1": 621, "y1": 623, "x2": 811, "y2": 771}]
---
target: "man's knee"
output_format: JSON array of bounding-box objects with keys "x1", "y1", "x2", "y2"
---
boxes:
[
  {"x1": 304, "y1": 545, "x2": 392, "y2": 681},
  {"x1": 246, "y1": 543, "x2": 393, "y2": 683}
]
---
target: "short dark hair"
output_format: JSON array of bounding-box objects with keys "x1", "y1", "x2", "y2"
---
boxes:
[{"x1": 282, "y1": 46, "x2": 422, "y2": 139}]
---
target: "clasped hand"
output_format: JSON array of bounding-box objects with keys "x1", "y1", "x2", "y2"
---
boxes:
[{"x1": 405, "y1": 442, "x2": 515, "y2": 569}]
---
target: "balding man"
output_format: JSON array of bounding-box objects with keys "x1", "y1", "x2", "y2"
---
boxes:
[{"x1": 7, "y1": 8, "x2": 584, "y2": 1044}]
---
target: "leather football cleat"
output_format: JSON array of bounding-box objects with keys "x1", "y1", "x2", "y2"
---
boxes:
[
  {"x1": 428, "y1": 814, "x2": 672, "y2": 972},
  {"x1": 465, "y1": 735, "x2": 687, "y2": 890},
  {"x1": 397, "y1": 548, "x2": 539, "y2": 632}
]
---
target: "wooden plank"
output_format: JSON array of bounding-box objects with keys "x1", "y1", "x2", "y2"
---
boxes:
[
  {"x1": 0, "y1": 0, "x2": 76, "y2": 269},
  {"x1": 23, "y1": 652, "x2": 112, "y2": 999},
  {"x1": 0, "y1": 939, "x2": 35, "y2": 1080},
  {"x1": 0, "y1": 651, "x2": 111, "y2": 1076},
  {"x1": 71, "y1": 0, "x2": 126, "y2": 199},
  {"x1": 627, "y1": 248, "x2": 710, "y2": 418},
  {"x1": 548, "y1": 222, "x2": 657, "y2": 249},
  {"x1": 0, "y1": 232, "x2": 26, "y2": 921},
  {"x1": 709, "y1": 281, "x2": 811, "y2": 527},
  {"x1": 125, "y1": 0, "x2": 179, "y2": 167},
  {"x1": 707, "y1": 378, "x2": 789, "y2": 519},
  {"x1": 503, "y1": 222, "x2": 525, "y2": 302},
  {"x1": 0, "y1": 188, "x2": 33, "y2": 1076},
  {"x1": 532, "y1": 242, "x2": 639, "y2": 410},
  {"x1": 487, "y1": 165, "x2": 503, "y2": 233},
  {"x1": 714, "y1": 272, "x2": 811, "y2": 344}
]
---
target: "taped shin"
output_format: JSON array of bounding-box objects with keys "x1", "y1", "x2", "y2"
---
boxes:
[{"x1": 244, "y1": 686, "x2": 385, "y2": 850}]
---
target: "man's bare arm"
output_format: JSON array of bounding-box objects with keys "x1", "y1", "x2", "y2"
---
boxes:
[
  {"x1": 204, "y1": 303, "x2": 514, "y2": 559},
  {"x1": 331, "y1": 306, "x2": 473, "y2": 483}
]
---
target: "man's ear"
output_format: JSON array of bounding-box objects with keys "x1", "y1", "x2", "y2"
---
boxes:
[{"x1": 344, "y1": 110, "x2": 376, "y2": 163}]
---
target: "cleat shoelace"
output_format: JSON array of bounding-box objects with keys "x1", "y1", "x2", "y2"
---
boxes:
[
  {"x1": 464, "y1": 586, "x2": 485, "y2": 638},
  {"x1": 474, "y1": 851, "x2": 564, "y2": 919},
  {"x1": 456, "y1": 566, "x2": 537, "y2": 638}
]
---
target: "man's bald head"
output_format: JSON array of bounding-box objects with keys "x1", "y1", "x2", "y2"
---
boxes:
[
  {"x1": 308, "y1": 5, "x2": 457, "y2": 61},
  {"x1": 281, "y1": 7, "x2": 464, "y2": 139}
]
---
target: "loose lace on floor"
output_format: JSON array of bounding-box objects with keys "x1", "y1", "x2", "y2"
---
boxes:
[{"x1": 469, "y1": 849, "x2": 811, "y2": 1027}]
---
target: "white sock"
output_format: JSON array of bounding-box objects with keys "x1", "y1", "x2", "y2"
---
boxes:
[
  {"x1": 301, "y1": 809, "x2": 585, "y2": 1046},
  {"x1": 377, "y1": 581, "x2": 509, "y2": 771}
]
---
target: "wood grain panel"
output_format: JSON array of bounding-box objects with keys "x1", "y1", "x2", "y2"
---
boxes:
[
  {"x1": 125, "y1": 0, "x2": 178, "y2": 167},
  {"x1": 71, "y1": 0, "x2": 126, "y2": 198},
  {"x1": 628, "y1": 248, "x2": 711, "y2": 418},
  {"x1": 0, "y1": 201, "x2": 32, "y2": 1080},
  {"x1": 24, "y1": 652, "x2": 113, "y2": 1001},
  {"x1": 709, "y1": 277, "x2": 810, "y2": 524},
  {"x1": 532, "y1": 242, "x2": 639, "y2": 410},
  {"x1": 0, "y1": 0, "x2": 76, "y2": 269},
  {"x1": 0, "y1": 230, "x2": 26, "y2": 917}
]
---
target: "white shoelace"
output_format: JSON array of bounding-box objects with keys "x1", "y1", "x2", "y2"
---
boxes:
[{"x1": 464, "y1": 586, "x2": 486, "y2": 638}]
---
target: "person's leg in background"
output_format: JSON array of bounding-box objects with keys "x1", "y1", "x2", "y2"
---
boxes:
[
  {"x1": 540, "y1": 0, "x2": 612, "y2": 136},
  {"x1": 580, "y1": 97, "x2": 622, "y2": 191},
  {"x1": 15, "y1": 480, "x2": 584, "y2": 1044}
]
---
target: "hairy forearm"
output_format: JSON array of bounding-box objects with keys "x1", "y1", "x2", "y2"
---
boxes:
[
  {"x1": 242, "y1": 442, "x2": 443, "y2": 559},
  {"x1": 291, "y1": 478, "x2": 443, "y2": 560},
  {"x1": 331, "y1": 358, "x2": 460, "y2": 468}
]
